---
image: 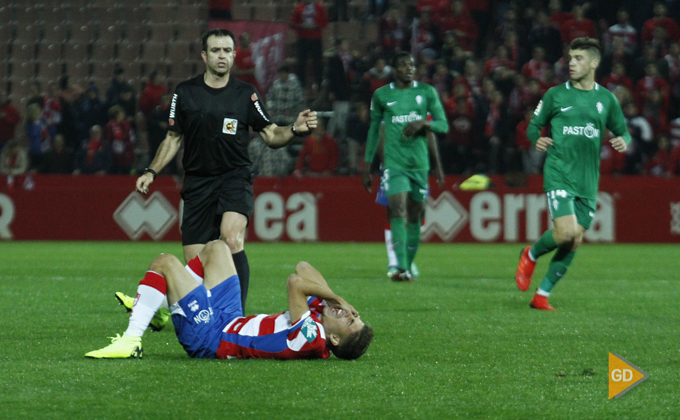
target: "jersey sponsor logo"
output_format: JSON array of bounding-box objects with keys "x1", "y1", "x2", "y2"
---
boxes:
[
  {"x1": 169, "y1": 93, "x2": 178, "y2": 119},
  {"x1": 387, "y1": 101, "x2": 397, "y2": 106},
  {"x1": 560, "y1": 106, "x2": 573, "y2": 112},
  {"x1": 188, "y1": 300, "x2": 199, "y2": 312},
  {"x1": 300, "y1": 317, "x2": 318, "y2": 343},
  {"x1": 534, "y1": 100, "x2": 543, "y2": 116},
  {"x1": 251, "y1": 93, "x2": 258, "y2": 101},
  {"x1": 391, "y1": 111, "x2": 423, "y2": 124},
  {"x1": 223, "y1": 118, "x2": 238, "y2": 135},
  {"x1": 254, "y1": 100, "x2": 270, "y2": 122},
  {"x1": 562, "y1": 122, "x2": 600, "y2": 139},
  {"x1": 194, "y1": 309, "x2": 211, "y2": 324},
  {"x1": 597, "y1": 102, "x2": 604, "y2": 114}
]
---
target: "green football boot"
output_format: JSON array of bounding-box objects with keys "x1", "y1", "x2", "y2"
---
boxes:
[
  {"x1": 85, "y1": 334, "x2": 143, "y2": 359},
  {"x1": 115, "y1": 292, "x2": 170, "y2": 332}
]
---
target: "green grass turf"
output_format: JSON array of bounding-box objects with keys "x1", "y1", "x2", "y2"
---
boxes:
[{"x1": 0, "y1": 242, "x2": 678, "y2": 419}]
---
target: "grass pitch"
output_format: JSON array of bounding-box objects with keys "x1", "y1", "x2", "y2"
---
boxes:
[{"x1": 0, "y1": 242, "x2": 678, "y2": 419}]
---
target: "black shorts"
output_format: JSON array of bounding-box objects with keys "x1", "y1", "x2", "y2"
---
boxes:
[{"x1": 180, "y1": 167, "x2": 254, "y2": 246}]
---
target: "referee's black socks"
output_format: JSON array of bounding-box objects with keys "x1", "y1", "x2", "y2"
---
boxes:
[{"x1": 232, "y1": 250, "x2": 250, "y2": 314}]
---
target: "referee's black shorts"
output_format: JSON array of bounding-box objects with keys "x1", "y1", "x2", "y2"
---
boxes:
[{"x1": 180, "y1": 167, "x2": 254, "y2": 246}]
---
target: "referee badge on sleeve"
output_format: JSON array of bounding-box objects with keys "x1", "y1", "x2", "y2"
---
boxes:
[{"x1": 223, "y1": 118, "x2": 238, "y2": 135}]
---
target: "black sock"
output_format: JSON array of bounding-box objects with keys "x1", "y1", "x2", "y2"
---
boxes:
[{"x1": 232, "y1": 250, "x2": 250, "y2": 314}]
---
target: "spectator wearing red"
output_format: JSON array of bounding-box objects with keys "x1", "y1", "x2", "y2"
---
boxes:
[
  {"x1": 484, "y1": 89, "x2": 511, "y2": 174},
  {"x1": 294, "y1": 120, "x2": 338, "y2": 176},
  {"x1": 516, "y1": 108, "x2": 544, "y2": 174},
  {"x1": 483, "y1": 45, "x2": 516, "y2": 77},
  {"x1": 0, "y1": 90, "x2": 20, "y2": 151},
  {"x1": 502, "y1": 30, "x2": 527, "y2": 70},
  {"x1": 604, "y1": 8, "x2": 637, "y2": 54},
  {"x1": 560, "y1": 4, "x2": 596, "y2": 44},
  {"x1": 599, "y1": 140, "x2": 627, "y2": 175},
  {"x1": 444, "y1": 92, "x2": 475, "y2": 146},
  {"x1": 290, "y1": 0, "x2": 328, "y2": 89},
  {"x1": 411, "y1": 7, "x2": 442, "y2": 60},
  {"x1": 522, "y1": 78, "x2": 545, "y2": 114},
  {"x1": 439, "y1": 0, "x2": 478, "y2": 52},
  {"x1": 635, "y1": 62, "x2": 670, "y2": 115},
  {"x1": 450, "y1": 82, "x2": 472, "y2": 107},
  {"x1": 644, "y1": 134, "x2": 673, "y2": 175},
  {"x1": 431, "y1": 60, "x2": 453, "y2": 100},
  {"x1": 138, "y1": 71, "x2": 168, "y2": 119},
  {"x1": 104, "y1": 105, "x2": 135, "y2": 175},
  {"x1": 643, "y1": 89, "x2": 670, "y2": 136},
  {"x1": 547, "y1": 0, "x2": 572, "y2": 31},
  {"x1": 522, "y1": 46, "x2": 550, "y2": 83},
  {"x1": 601, "y1": 62, "x2": 634, "y2": 93},
  {"x1": 454, "y1": 59, "x2": 482, "y2": 98},
  {"x1": 642, "y1": 2, "x2": 680, "y2": 44},
  {"x1": 441, "y1": 94, "x2": 475, "y2": 173},
  {"x1": 233, "y1": 32, "x2": 260, "y2": 93},
  {"x1": 378, "y1": 8, "x2": 407, "y2": 57},
  {"x1": 0, "y1": 139, "x2": 28, "y2": 175},
  {"x1": 362, "y1": 57, "x2": 392, "y2": 100}
]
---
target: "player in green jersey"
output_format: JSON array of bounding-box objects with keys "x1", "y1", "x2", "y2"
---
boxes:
[
  {"x1": 362, "y1": 52, "x2": 449, "y2": 282},
  {"x1": 516, "y1": 37, "x2": 631, "y2": 310}
]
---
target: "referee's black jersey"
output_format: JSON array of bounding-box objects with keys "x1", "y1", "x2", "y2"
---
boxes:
[{"x1": 168, "y1": 74, "x2": 272, "y2": 177}]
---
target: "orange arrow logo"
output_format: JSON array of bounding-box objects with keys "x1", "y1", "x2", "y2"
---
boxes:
[{"x1": 608, "y1": 353, "x2": 649, "y2": 399}]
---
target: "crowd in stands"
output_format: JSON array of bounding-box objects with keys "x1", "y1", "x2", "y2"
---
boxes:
[{"x1": 3, "y1": 0, "x2": 680, "y2": 179}]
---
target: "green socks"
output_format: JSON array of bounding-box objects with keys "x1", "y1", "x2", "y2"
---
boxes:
[
  {"x1": 538, "y1": 247, "x2": 576, "y2": 293},
  {"x1": 390, "y1": 218, "x2": 408, "y2": 270},
  {"x1": 406, "y1": 221, "x2": 421, "y2": 270},
  {"x1": 530, "y1": 229, "x2": 558, "y2": 260}
]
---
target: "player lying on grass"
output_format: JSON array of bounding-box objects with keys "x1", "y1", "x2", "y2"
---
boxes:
[{"x1": 86, "y1": 240, "x2": 373, "y2": 360}]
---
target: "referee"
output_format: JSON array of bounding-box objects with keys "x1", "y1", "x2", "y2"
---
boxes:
[{"x1": 135, "y1": 28, "x2": 317, "y2": 313}]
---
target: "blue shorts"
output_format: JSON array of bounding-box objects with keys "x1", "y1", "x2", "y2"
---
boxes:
[{"x1": 172, "y1": 275, "x2": 243, "y2": 359}]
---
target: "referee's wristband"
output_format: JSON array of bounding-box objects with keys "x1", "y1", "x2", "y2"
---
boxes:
[
  {"x1": 291, "y1": 125, "x2": 307, "y2": 137},
  {"x1": 143, "y1": 168, "x2": 157, "y2": 180}
]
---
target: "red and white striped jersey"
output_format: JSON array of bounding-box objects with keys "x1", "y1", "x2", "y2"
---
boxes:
[{"x1": 216, "y1": 297, "x2": 331, "y2": 360}]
